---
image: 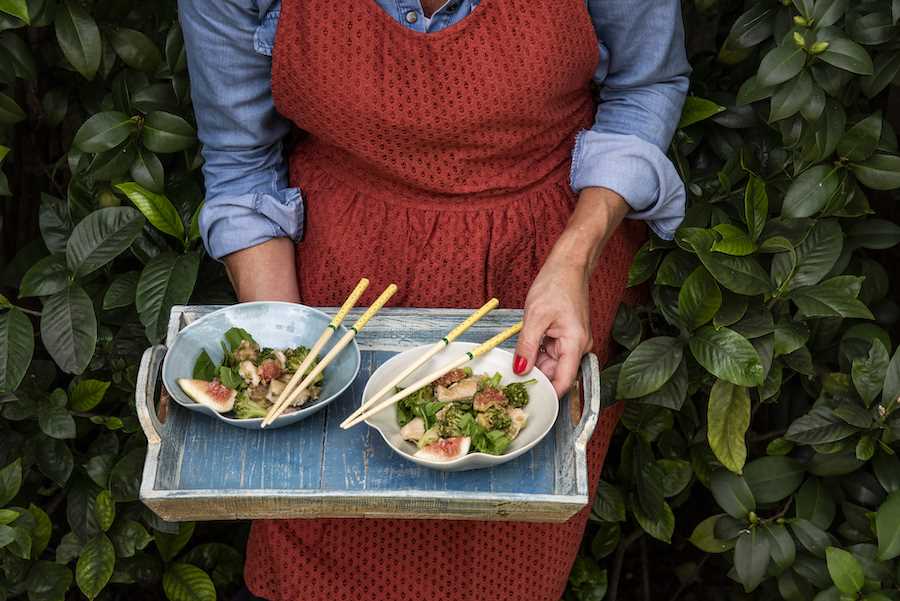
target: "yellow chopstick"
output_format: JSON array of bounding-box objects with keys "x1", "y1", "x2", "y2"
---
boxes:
[
  {"x1": 262, "y1": 283, "x2": 399, "y2": 427},
  {"x1": 339, "y1": 298, "x2": 499, "y2": 428},
  {"x1": 340, "y1": 320, "x2": 523, "y2": 429},
  {"x1": 276, "y1": 278, "x2": 370, "y2": 405}
]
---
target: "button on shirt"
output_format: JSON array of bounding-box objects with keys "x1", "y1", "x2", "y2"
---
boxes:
[{"x1": 179, "y1": 0, "x2": 692, "y2": 260}]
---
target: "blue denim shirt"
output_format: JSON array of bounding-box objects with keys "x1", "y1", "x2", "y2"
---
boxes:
[{"x1": 179, "y1": 0, "x2": 691, "y2": 260}]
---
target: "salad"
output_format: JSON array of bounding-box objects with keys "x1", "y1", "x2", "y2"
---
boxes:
[
  {"x1": 177, "y1": 327, "x2": 323, "y2": 419},
  {"x1": 395, "y1": 368, "x2": 536, "y2": 461}
]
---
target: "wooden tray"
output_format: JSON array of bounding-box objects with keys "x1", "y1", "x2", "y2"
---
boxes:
[{"x1": 136, "y1": 306, "x2": 609, "y2": 523}]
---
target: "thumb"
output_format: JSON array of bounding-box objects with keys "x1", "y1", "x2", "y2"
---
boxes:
[{"x1": 514, "y1": 310, "x2": 549, "y2": 375}]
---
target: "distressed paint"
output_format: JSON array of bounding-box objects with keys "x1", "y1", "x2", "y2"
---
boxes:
[{"x1": 138, "y1": 306, "x2": 607, "y2": 523}]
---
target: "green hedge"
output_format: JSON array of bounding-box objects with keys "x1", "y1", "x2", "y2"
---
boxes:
[{"x1": 1, "y1": 1, "x2": 899, "y2": 600}]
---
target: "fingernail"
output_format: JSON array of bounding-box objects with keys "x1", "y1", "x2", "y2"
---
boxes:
[{"x1": 513, "y1": 354, "x2": 527, "y2": 375}]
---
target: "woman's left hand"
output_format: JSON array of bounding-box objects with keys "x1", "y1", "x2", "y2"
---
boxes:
[
  {"x1": 514, "y1": 257, "x2": 593, "y2": 398},
  {"x1": 513, "y1": 187, "x2": 631, "y2": 397}
]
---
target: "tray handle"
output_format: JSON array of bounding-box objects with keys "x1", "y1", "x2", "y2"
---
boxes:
[
  {"x1": 136, "y1": 345, "x2": 167, "y2": 445},
  {"x1": 573, "y1": 353, "x2": 601, "y2": 447}
]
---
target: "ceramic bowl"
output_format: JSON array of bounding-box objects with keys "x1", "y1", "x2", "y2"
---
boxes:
[
  {"x1": 362, "y1": 342, "x2": 558, "y2": 471},
  {"x1": 162, "y1": 302, "x2": 361, "y2": 430}
]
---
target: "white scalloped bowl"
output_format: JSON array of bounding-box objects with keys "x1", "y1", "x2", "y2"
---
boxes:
[{"x1": 362, "y1": 342, "x2": 559, "y2": 471}]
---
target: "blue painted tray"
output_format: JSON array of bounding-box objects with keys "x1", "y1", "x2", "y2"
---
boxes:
[{"x1": 136, "y1": 306, "x2": 609, "y2": 523}]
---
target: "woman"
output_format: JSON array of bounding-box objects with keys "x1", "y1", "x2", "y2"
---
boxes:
[{"x1": 180, "y1": 1, "x2": 689, "y2": 599}]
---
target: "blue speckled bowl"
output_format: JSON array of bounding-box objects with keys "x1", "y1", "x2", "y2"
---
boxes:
[{"x1": 161, "y1": 302, "x2": 361, "y2": 430}]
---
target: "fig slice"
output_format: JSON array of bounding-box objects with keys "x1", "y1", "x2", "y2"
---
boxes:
[
  {"x1": 414, "y1": 436, "x2": 471, "y2": 461},
  {"x1": 178, "y1": 378, "x2": 237, "y2": 413}
]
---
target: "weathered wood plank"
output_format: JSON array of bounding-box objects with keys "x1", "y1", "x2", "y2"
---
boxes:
[{"x1": 138, "y1": 305, "x2": 602, "y2": 523}]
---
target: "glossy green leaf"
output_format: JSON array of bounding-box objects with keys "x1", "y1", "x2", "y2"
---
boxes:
[
  {"x1": 0, "y1": 307, "x2": 33, "y2": 393},
  {"x1": 0, "y1": 459, "x2": 21, "y2": 506},
  {"x1": 38, "y1": 398, "x2": 76, "y2": 439},
  {"x1": 19, "y1": 254, "x2": 69, "y2": 298},
  {"x1": 883, "y1": 345, "x2": 900, "y2": 409},
  {"x1": 73, "y1": 111, "x2": 136, "y2": 154},
  {"x1": 852, "y1": 154, "x2": 900, "y2": 190},
  {"x1": 0, "y1": 92, "x2": 25, "y2": 124},
  {"x1": 744, "y1": 456, "x2": 804, "y2": 503},
  {"x1": 155, "y1": 522, "x2": 195, "y2": 563},
  {"x1": 690, "y1": 326, "x2": 764, "y2": 387},
  {"x1": 736, "y1": 75, "x2": 776, "y2": 105},
  {"x1": 721, "y1": 4, "x2": 775, "y2": 50},
  {"x1": 790, "y1": 518, "x2": 832, "y2": 557},
  {"x1": 873, "y1": 452, "x2": 900, "y2": 494},
  {"x1": 796, "y1": 478, "x2": 837, "y2": 530},
  {"x1": 633, "y1": 499, "x2": 675, "y2": 543},
  {"x1": 861, "y1": 52, "x2": 900, "y2": 98},
  {"x1": 136, "y1": 252, "x2": 200, "y2": 343},
  {"x1": 611, "y1": 304, "x2": 641, "y2": 351},
  {"x1": 592, "y1": 481, "x2": 625, "y2": 522},
  {"x1": 773, "y1": 319, "x2": 809, "y2": 357},
  {"x1": 826, "y1": 547, "x2": 864, "y2": 593},
  {"x1": 838, "y1": 113, "x2": 883, "y2": 162},
  {"x1": 782, "y1": 165, "x2": 842, "y2": 218},
  {"x1": 40, "y1": 285, "x2": 97, "y2": 375},
  {"x1": 25, "y1": 561, "x2": 72, "y2": 601},
  {"x1": 115, "y1": 182, "x2": 185, "y2": 240},
  {"x1": 55, "y1": 0, "x2": 101, "y2": 80},
  {"x1": 712, "y1": 224, "x2": 756, "y2": 256},
  {"x1": 657, "y1": 458, "x2": 692, "y2": 497},
  {"x1": 812, "y1": 0, "x2": 849, "y2": 27},
  {"x1": 35, "y1": 436, "x2": 74, "y2": 487},
  {"x1": 770, "y1": 70, "x2": 813, "y2": 122},
  {"x1": 744, "y1": 176, "x2": 767, "y2": 242},
  {"x1": 789, "y1": 276, "x2": 874, "y2": 320},
  {"x1": 616, "y1": 336, "x2": 682, "y2": 399},
  {"x1": 130, "y1": 146, "x2": 165, "y2": 193},
  {"x1": 0, "y1": 0, "x2": 29, "y2": 23},
  {"x1": 707, "y1": 379, "x2": 750, "y2": 473},
  {"x1": 162, "y1": 563, "x2": 216, "y2": 601},
  {"x1": 679, "y1": 96, "x2": 726, "y2": 129},
  {"x1": 76, "y1": 533, "x2": 115, "y2": 600},
  {"x1": 846, "y1": 219, "x2": 900, "y2": 250},
  {"x1": 109, "y1": 520, "x2": 153, "y2": 558},
  {"x1": 109, "y1": 27, "x2": 161, "y2": 72},
  {"x1": 786, "y1": 407, "x2": 858, "y2": 444},
  {"x1": 678, "y1": 267, "x2": 721, "y2": 329},
  {"x1": 142, "y1": 111, "x2": 196, "y2": 153},
  {"x1": 696, "y1": 249, "x2": 772, "y2": 296},
  {"x1": 69, "y1": 379, "x2": 110, "y2": 411},
  {"x1": 876, "y1": 490, "x2": 900, "y2": 560},
  {"x1": 689, "y1": 514, "x2": 736, "y2": 553},
  {"x1": 94, "y1": 490, "x2": 114, "y2": 532},
  {"x1": 763, "y1": 523, "x2": 796, "y2": 571},
  {"x1": 819, "y1": 38, "x2": 874, "y2": 75},
  {"x1": 103, "y1": 271, "x2": 139, "y2": 310},
  {"x1": 627, "y1": 242, "x2": 661, "y2": 287},
  {"x1": 852, "y1": 339, "x2": 889, "y2": 406},
  {"x1": 109, "y1": 448, "x2": 145, "y2": 502},
  {"x1": 734, "y1": 530, "x2": 771, "y2": 592},
  {"x1": 758, "y1": 45, "x2": 807, "y2": 87},
  {"x1": 641, "y1": 358, "x2": 688, "y2": 410},
  {"x1": 66, "y1": 206, "x2": 145, "y2": 277},
  {"x1": 711, "y1": 469, "x2": 755, "y2": 518}
]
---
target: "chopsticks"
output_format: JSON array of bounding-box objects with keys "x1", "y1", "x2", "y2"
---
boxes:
[
  {"x1": 275, "y1": 278, "x2": 370, "y2": 406},
  {"x1": 262, "y1": 283, "x2": 398, "y2": 427},
  {"x1": 339, "y1": 298, "x2": 500, "y2": 429},
  {"x1": 340, "y1": 320, "x2": 523, "y2": 429}
]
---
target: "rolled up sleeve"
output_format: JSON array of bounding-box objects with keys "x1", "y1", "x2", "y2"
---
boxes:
[
  {"x1": 179, "y1": 0, "x2": 301, "y2": 260},
  {"x1": 574, "y1": 0, "x2": 691, "y2": 240}
]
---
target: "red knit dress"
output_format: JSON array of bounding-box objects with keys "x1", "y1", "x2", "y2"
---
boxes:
[{"x1": 244, "y1": 1, "x2": 646, "y2": 599}]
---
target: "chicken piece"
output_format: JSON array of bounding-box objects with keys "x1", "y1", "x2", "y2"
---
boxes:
[
  {"x1": 475, "y1": 412, "x2": 492, "y2": 430},
  {"x1": 435, "y1": 368, "x2": 468, "y2": 387},
  {"x1": 233, "y1": 339, "x2": 259, "y2": 362},
  {"x1": 248, "y1": 384, "x2": 268, "y2": 403},
  {"x1": 257, "y1": 359, "x2": 282, "y2": 383},
  {"x1": 435, "y1": 377, "x2": 479, "y2": 402},
  {"x1": 265, "y1": 379, "x2": 287, "y2": 403},
  {"x1": 288, "y1": 387, "x2": 312, "y2": 407},
  {"x1": 273, "y1": 349, "x2": 287, "y2": 370},
  {"x1": 507, "y1": 408, "x2": 528, "y2": 440},
  {"x1": 239, "y1": 360, "x2": 260, "y2": 387},
  {"x1": 473, "y1": 386, "x2": 507, "y2": 412},
  {"x1": 400, "y1": 417, "x2": 426, "y2": 442}
]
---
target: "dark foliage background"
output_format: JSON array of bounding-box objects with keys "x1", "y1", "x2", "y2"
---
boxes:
[{"x1": 1, "y1": 0, "x2": 899, "y2": 600}]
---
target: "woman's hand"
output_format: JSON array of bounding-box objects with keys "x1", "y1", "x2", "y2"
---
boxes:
[
  {"x1": 223, "y1": 238, "x2": 301, "y2": 303},
  {"x1": 513, "y1": 187, "x2": 631, "y2": 397}
]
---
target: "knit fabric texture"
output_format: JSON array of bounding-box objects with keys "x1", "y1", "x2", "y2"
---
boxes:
[{"x1": 243, "y1": 1, "x2": 647, "y2": 599}]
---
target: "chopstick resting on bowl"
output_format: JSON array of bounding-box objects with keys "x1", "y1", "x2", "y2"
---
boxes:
[
  {"x1": 275, "y1": 278, "x2": 370, "y2": 406},
  {"x1": 340, "y1": 320, "x2": 523, "y2": 429},
  {"x1": 339, "y1": 297, "x2": 500, "y2": 429},
  {"x1": 262, "y1": 283, "x2": 399, "y2": 427}
]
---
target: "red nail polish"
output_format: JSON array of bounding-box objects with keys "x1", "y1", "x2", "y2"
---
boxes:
[{"x1": 513, "y1": 354, "x2": 527, "y2": 374}]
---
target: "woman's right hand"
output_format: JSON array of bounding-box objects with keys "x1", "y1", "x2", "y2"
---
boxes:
[{"x1": 223, "y1": 238, "x2": 301, "y2": 303}]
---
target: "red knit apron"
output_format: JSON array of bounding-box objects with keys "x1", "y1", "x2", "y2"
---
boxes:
[{"x1": 245, "y1": 1, "x2": 646, "y2": 599}]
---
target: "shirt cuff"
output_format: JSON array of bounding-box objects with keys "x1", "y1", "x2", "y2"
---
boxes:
[
  {"x1": 199, "y1": 188, "x2": 304, "y2": 260},
  {"x1": 569, "y1": 130, "x2": 686, "y2": 240}
]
